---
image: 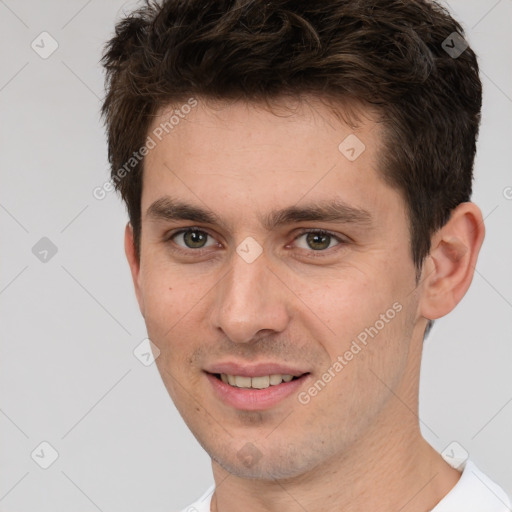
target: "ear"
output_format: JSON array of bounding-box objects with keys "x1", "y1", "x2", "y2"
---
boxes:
[
  {"x1": 124, "y1": 222, "x2": 145, "y2": 317},
  {"x1": 419, "y1": 202, "x2": 485, "y2": 320}
]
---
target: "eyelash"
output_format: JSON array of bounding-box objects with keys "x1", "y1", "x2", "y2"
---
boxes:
[{"x1": 165, "y1": 227, "x2": 348, "y2": 258}]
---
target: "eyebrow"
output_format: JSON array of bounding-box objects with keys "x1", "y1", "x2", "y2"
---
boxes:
[{"x1": 146, "y1": 195, "x2": 373, "y2": 231}]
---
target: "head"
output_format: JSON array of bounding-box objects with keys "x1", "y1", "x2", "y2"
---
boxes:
[{"x1": 101, "y1": 0, "x2": 484, "y2": 480}]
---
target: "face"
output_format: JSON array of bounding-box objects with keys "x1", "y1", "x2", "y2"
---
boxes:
[{"x1": 127, "y1": 97, "x2": 425, "y2": 480}]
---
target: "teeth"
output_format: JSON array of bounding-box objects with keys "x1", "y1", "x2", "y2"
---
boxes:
[
  {"x1": 235, "y1": 376, "x2": 251, "y2": 388},
  {"x1": 219, "y1": 373, "x2": 297, "y2": 389},
  {"x1": 269, "y1": 374, "x2": 283, "y2": 385},
  {"x1": 251, "y1": 376, "x2": 270, "y2": 389}
]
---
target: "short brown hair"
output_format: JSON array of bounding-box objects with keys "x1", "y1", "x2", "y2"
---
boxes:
[{"x1": 101, "y1": 0, "x2": 482, "y2": 334}]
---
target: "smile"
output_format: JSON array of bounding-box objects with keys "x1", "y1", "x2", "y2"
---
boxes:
[
  {"x1": 217, "y1": 373, "x2": 298, "y2": 389},
  {"x1": 205, "y1": 371, "x2": 311, "y2": 410}
]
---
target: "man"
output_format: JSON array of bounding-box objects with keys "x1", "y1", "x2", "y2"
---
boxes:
[{"x1": 101, "y1": 0, "x2": 510, "y2": 510}]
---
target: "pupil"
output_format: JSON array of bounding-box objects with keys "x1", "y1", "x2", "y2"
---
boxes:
[
  {"x1": 307, "y1": 232, "x2": 329, "y2": 250},
  {"x1": 186, "y1": 230, "x2": 206, "y2": 248}
]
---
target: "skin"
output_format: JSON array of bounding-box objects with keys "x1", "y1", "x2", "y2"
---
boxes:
[{"x1": 124, "y1": 96, "x2": 485, "y2": 512}]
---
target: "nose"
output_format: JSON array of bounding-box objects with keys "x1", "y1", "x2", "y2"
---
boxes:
[{"x1": 210, "y1": 245, "x2": 290, "y2": 344}]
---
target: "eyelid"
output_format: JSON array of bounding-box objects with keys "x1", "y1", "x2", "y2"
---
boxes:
[
  {"x1": 166, "y1": 226, "x2": 220, "y2": 250},
  {"x1": 293, "y1": 228, "x2": 348, "y2": 244},
  {"x1": 290, "y1": 228, "x2": 348, "y2": 256}
]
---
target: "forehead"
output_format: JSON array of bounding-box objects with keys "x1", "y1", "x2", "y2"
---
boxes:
[
  {"x1": 148, "y1": 95, "x2": 378, "y2": 150},
  {"x1": 141, "y1": 96, "x2": 404, "y2": 232}
]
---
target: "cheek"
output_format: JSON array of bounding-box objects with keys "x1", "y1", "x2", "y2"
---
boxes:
[
  {"x1": 293, "y1": 269, "x2": 397, "y2": 339},
  {"x1": 138, "y1": 261, "x2": 197, "y2": 354},
  {"x1": 293, "y1": 264, "x2": 413, "y2": 391},
  {"x1": 140, "y1": 248, "x2": 199, "y2": 316},
  {"x1": 140, "y1": 268, "x2": 205, "y2": 399}
]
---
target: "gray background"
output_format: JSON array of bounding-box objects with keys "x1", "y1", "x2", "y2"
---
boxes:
[{"x1": 0, "y1": 1, "x2": 511, "y2": 510}]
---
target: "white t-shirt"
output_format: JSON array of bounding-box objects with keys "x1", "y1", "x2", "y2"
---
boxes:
[{"x1": 179, "y1": 460, "x2": 511, "y2": 512}]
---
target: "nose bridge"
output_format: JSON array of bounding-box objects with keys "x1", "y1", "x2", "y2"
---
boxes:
[{"x1": 211, "y1": 242, "x2": 289, "y2": 343}]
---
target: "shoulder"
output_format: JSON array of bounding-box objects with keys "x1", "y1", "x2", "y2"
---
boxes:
[
  {"x1": 177, "y1": 484, "x2": 215, "y2": 512},
  {"x1": 432, "y1": 459, "x2": 511, "y2": 512}
]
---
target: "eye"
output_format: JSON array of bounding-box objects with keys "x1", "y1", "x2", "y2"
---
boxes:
[
  {"x1": 165, "y1": 227, "x2": 347, "y2": 257},
  {"x1": 293, "y1": 229, "x2": 344, "y2": 252},
  {"x1": 169, "y1": 228, "x2": 219, "y2": 250}
]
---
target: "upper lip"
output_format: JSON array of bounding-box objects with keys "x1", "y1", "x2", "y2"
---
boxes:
[{"x1": 204, "y1": 361, "x2": 310, "y2": 378}]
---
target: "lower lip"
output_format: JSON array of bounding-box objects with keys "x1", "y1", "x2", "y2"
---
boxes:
[{"x1": 205, "y1": 372, "x2": 310, "y2": 411}]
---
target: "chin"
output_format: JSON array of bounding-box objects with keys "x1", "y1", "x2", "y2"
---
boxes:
[
  {"x1": 209, "y1": 441, "x2": 321, "y2": 481},
  {"x1": 214, "y1": 455, "x2": 300, "y2": 480}
]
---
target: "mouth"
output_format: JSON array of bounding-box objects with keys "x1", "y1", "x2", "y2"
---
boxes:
[
  {"x1": 204, "y1": 369, "x2": 311, "y2": 410},
  {"x1": 211, "y1": 372, "x2": 304, "y2": 389}
]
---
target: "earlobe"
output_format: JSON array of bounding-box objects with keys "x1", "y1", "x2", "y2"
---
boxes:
[
  {"x1": 124, "y1": 222, "x2": 145, "y2": 316},
  {"x1": 419, "y1": 202, "x2": 485, "y2": 320}
]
